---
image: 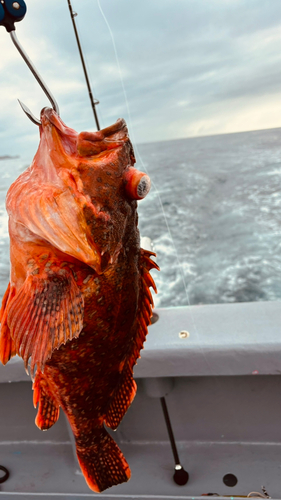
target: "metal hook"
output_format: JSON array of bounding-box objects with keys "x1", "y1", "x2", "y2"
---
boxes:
[{"x1": 10, "y1": 30, "x2": 59, "y2": 125}]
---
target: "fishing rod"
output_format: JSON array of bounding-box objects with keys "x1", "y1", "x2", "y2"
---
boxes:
[{"x1": 67, "y1": 0, "x2": 100, "y2": 131}]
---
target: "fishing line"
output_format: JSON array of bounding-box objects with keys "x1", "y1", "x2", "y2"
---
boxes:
[
  {"x1": 95, "y1": 0, "x2": 217, "y2": 375},
  {"x1": 95, "y1": 0, "x2": 193, "y2": 308}
]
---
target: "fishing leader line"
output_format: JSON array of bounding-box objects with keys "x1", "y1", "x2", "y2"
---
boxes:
[
  {"x1": 95, "y1": 1, "x2": 194, "y2": 308},
  {"x1": 68, "y1": 2, "x2": 198, "y2": 340}
]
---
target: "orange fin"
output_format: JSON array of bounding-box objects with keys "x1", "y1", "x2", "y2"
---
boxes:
[
  {"x1": 104, "y1": 364, "x2": 137, "y2": 430},
  {"x1": 142, "y1": 272, "x2": 157, "y2": 294},
  {"x1": 0, "y1": 283, "x2": 11, "y2": 324},
  {"x1": 76, "y1": 427, "x2": 130, "y2": 492},
  {"x1": 0, "y1": 324, "x2": 16, "y2": 365},
  {"x1": 33, "y1": 371, "x2": 60, "y2": 430},
  {"x1": 7, "y1": 269, "x2": 84, "y2": 378},
  {"x1": 128, "y1": 249, "x2": 159, "y2": 371},
  {"x1": 141, "y1": 248, "x2": 160, "y2": 272},
  {"x1": 0, "y1": 284, "x2": 16, "y2": 365}
]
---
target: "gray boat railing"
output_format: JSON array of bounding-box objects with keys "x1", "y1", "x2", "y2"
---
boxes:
[{"x1": 1, "y1": 300, "x2": 281, "y2": 382}]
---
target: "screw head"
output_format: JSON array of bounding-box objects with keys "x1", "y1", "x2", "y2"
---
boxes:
[
  {"x1": 12, "y1": 2, "x2": 20, "y2": 9},
  {"x1": 179, "y1": 330, "x2": 189, "y2": 339}
]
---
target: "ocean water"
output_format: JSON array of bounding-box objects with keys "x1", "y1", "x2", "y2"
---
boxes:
[{"x1": 1, "y1": 127, "x2": 281, "y2": 308}]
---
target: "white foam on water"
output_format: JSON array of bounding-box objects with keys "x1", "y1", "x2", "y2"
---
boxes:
[{"x1": 0, "y1": 208, "x2": 8, "y2": 240}]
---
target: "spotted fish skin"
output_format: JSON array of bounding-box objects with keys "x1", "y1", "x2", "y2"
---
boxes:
[{"x1": 0, "y1": 108, "x2": 158, "y2": 492}]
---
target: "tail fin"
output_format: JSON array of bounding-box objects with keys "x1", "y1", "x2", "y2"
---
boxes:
[{"x1": 76, "y1": 427, "x2": 131, "y2": 492}]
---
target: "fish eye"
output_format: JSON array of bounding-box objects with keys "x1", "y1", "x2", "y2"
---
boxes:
[
  {"x1": 124, "y1": 168, "x2": 151, "y2": 200},
  {"x1": 136, "y1": 176, "x2": 151, "y2": 198}
]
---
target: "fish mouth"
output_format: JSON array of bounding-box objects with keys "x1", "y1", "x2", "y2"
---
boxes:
[
  {"x1": 40, "y1": 107, "x2": 132, "y2": 160},
  {"x1": 77, "y1": 118, "x2": 131, "y2": 158}
]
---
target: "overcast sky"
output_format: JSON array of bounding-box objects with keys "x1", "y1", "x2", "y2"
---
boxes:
[{"x1": 1, "y1": 0, "x2": 281, "y2": 160}]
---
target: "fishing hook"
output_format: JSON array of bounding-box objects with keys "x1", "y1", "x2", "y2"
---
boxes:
[{"x1": 0, "y1": 0, "x2": 59, "y2": 125}]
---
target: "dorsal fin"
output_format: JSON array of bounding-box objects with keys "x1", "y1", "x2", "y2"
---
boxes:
[{"x1": 128, "y1": 248, "x2": 159, "y2": 370}]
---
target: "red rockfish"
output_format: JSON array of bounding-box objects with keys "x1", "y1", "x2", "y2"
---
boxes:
[{"x1": 0, "y1": 108, "x2": 158, "y2": 492}]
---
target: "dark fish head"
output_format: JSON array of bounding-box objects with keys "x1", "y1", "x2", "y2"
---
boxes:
[{"x1": 31, "y1": 108, "x2": 151, "y2": 272}]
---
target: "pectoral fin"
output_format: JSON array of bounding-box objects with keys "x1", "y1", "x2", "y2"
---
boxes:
[{"x1": 7, "y1": 269, "x2": 84, "y2": 378}]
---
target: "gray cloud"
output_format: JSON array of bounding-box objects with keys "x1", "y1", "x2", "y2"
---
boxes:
[{"x1": 0, "y1": 0, "x2": 281, "y2": 161}]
